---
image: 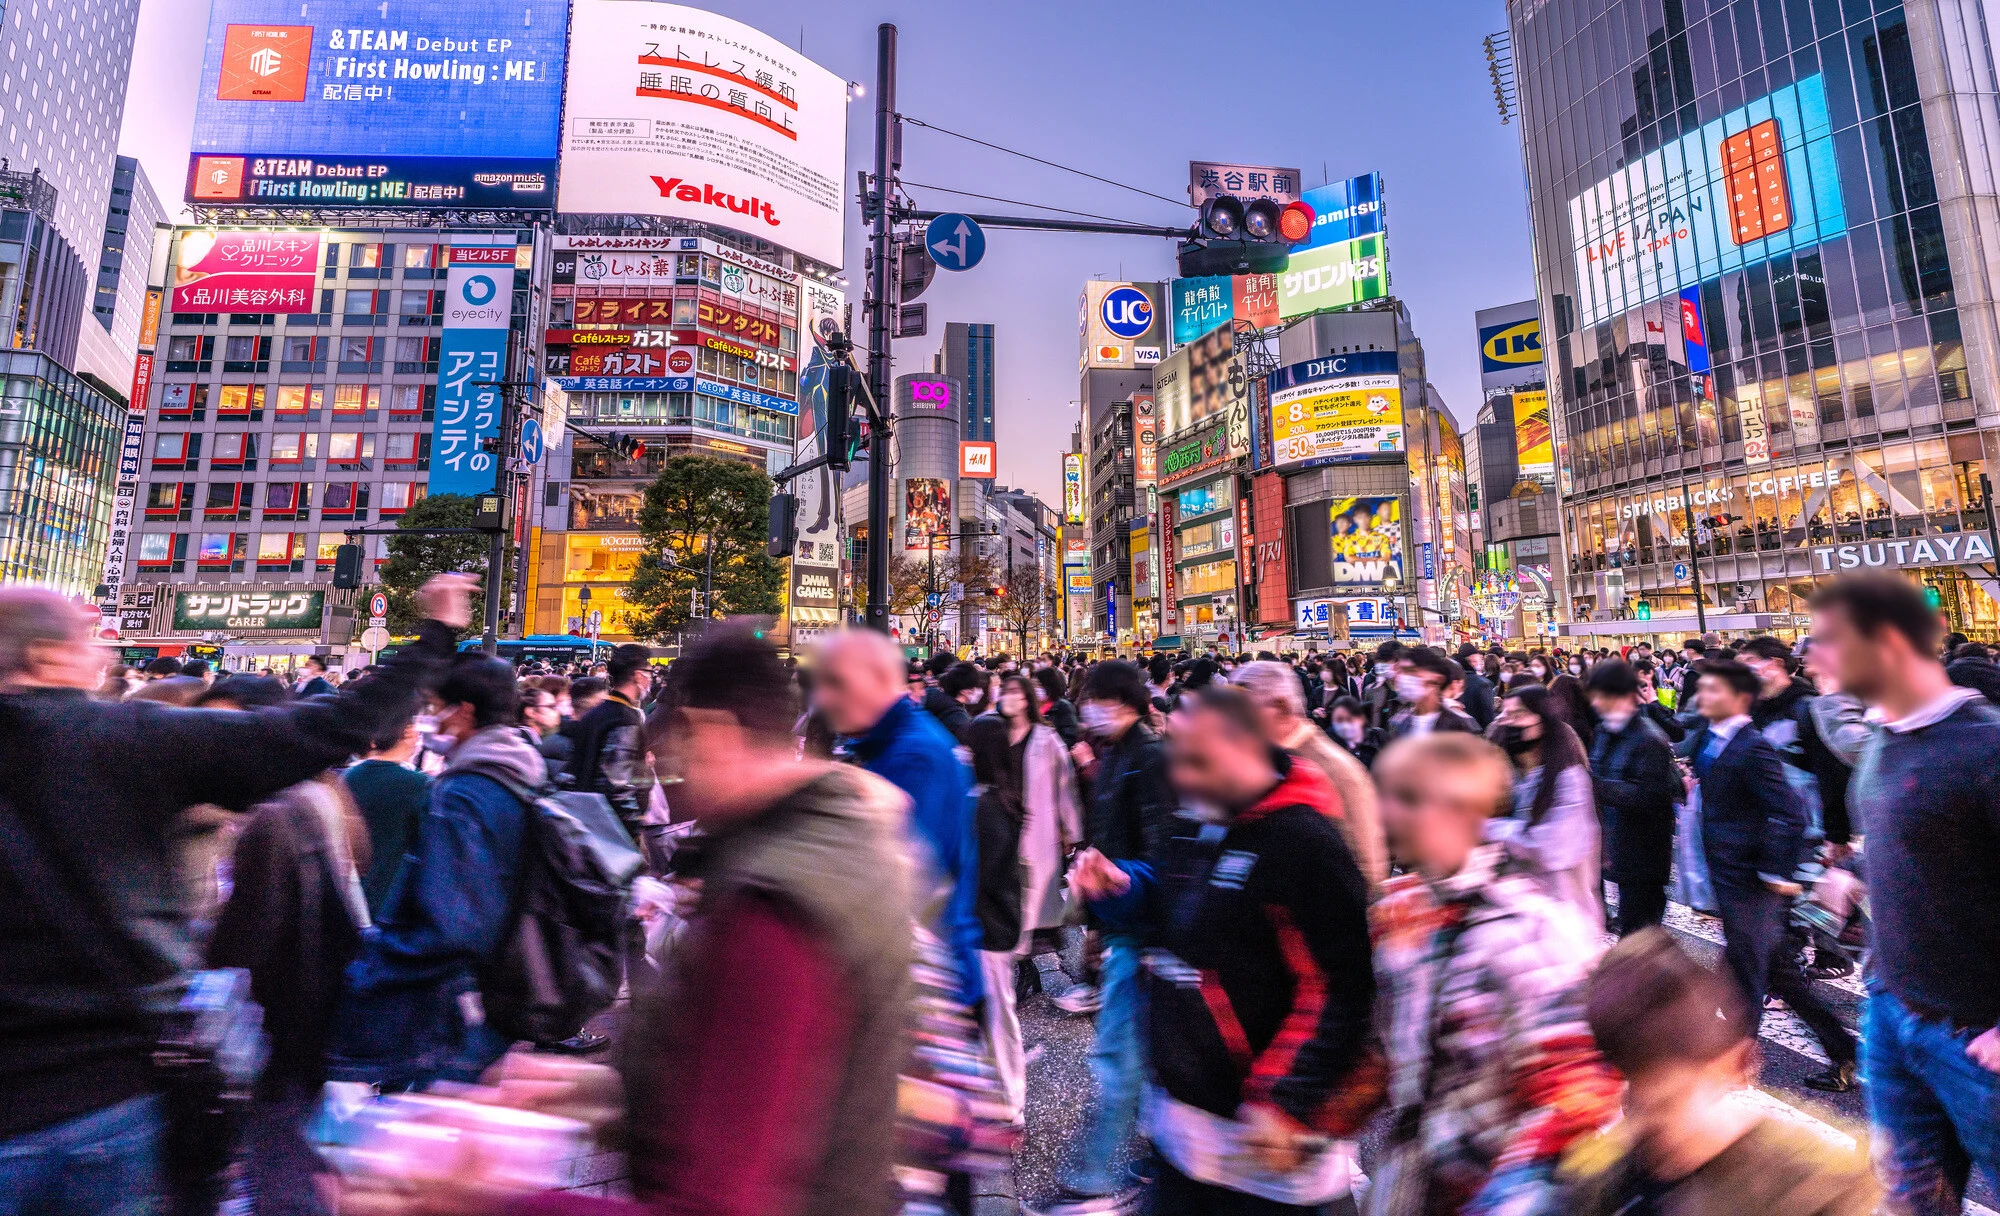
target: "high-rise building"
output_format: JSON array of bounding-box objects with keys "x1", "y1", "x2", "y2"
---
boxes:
[
  {"x1": 1510, "y1": 0, "x2": 2000, "y2": 640},
  {"x1": 935, "y1": 321, "x2": 995, "y2": 441},
  {"x1": 75, "y1": 156, "x2": 167, "y2": 396}
]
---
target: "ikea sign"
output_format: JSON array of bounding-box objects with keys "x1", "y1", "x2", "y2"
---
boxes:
[{"x1": 1480, "y1": 317, "x2": 1542, "y2": 373}]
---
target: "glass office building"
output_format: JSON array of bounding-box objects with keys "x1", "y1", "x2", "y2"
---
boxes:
[{"x1": 1511, "y1": 0, "x2": 2000, "y2": 639}]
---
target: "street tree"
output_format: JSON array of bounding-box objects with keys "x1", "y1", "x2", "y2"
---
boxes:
[
  {"x1": 991, "y1": 561, "x2": 1054, "y2": 656},
  {"x1": 625, "y1": 455, "x2": 784, "y2": 640},
  {"x1": 377, "y1": 492, "x2": 509, "y2": 637},
  {"x1": 889, "y1": 553, "x2": 951, "y2": 647}
]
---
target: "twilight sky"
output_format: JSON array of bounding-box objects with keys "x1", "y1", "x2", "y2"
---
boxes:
[{"x1": 122, "y1": 0, "x2": 1532, "y2": 510}]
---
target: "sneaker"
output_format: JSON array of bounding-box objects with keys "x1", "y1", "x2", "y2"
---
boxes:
[
  {"x1": 539, "y1": 1030, "x2": 610, "y2": 1055},
  {"x1": 1802, "y1": 1060, "x2": 1858, "y2": 1093},
  {"x1": 1051, "y1": 984, "x2": 1100, "y2": 1015},
  {"x1": 1804, "y1": 958, "x2": 1855, "y2": 982},
  {"x1": 1029, "y1": 1186, "x2": 1145, "y2": 1215}
]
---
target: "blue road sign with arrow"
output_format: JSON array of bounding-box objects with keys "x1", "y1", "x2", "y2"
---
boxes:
[
  {"x1": 1673, "y1": 561, "x2": 1689, "y2": 581},
  {"x1": 519, "y1": 417, "x2": 544, "y2": 465},
  {"x1": 926, "y1": 213, "x2": 986, "y2": 272}
]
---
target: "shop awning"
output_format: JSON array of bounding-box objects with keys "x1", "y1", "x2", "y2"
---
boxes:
[{"x1": 1555, "y1": 612, "x2": 1779, "y2": 637}]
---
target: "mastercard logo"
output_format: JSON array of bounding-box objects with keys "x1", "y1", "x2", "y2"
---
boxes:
[{"x1": 1096, "y1": 344, "x2": 1124, "y2": 361}]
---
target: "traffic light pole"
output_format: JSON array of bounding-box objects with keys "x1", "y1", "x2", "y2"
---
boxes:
[
  {"x1": 1679, "y1": 471, "x2": 1707, "y2": 635},
  {"x1": 863, "y1": 23, "x2": 899, "y2": 635}
]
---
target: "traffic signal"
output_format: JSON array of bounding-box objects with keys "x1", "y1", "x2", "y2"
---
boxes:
[
  {"x1": 1180, "y1": 194, "x2": 1315, "y2": 277},
  {"x1": 1924, "y1": 584, "x2": 1943, "y2": 610},
  {"x1": 1634, "y1": 600, "x2": 1652, "y2": 621},
  {"x1": 824, "y1": 362, "x2": 856, "y2": 472},
  {"x1": 768, "y1": 492, "x2": 798, "y2": 558},
  {"x1": 332, "y1": 544, "x2": 364, "y2": 590}
]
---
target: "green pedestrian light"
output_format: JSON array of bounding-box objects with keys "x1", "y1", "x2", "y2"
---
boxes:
[{"x1": 1634, "y1": 601, "x2": 1652, "y2": 621}]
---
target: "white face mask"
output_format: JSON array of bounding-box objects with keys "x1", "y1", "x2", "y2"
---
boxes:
[
  {"x1": 1335, "y1": 720, "x2": 1364, "y2": 743},
  {"x1": 1529, "y1": 665, "x2": 1549, "y2": 680},
  {"x1": 1598, "y1": 708, "x2": 1635, "y2": 732},
  {"x1": 1393, "y1": 673, "x2": 1430, "y2": 701},
  {"x1": 1079, "y1": 702, "x2": 1120, "y2": 736},
  {"x1": 1568, "y1": 662, "x2": 1584, "y2": 675}
]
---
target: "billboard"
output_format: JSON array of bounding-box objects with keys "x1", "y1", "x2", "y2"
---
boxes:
[
  {"x1": 1080, "y1": 281, "x2": 1166, "y2": 369},
  {"x1": 173, "y1": 589, "x2": 324, "y2": 632},
  {"x1": 1328, "y1": 497, "x2": 1405, "y2": 592},
  {"x1": 1266, "y1": 352, "x2": 1404, "y2": 469},
  {"x1": 1295, "y1": 171, "x2": 1384, "y2": 251},
  {"x1": 1168, "y1": 273, "x2": 1278, "y2": 347},
  {"x1": 904, "y1": 478, "x2": 951, "y2": 552},
  {"x1": 1568, "y1": 73, "x2": 1847, "y2": 328},
  {"x1": 1063, "y1": 453, "x2": 1085, "y2": 524},
  {"x1": 558, "y1": 1, "x2": 848, "y2": 266},
  {"x1": 186, "y1": 0, "x2": 567, "y2": 209},
  {"x1": 1188, "y1": 162, "x2": 1300, "y2": 208},
  {"x1": 430, "y1": 243, "x2": 514, "y2": 496},
  {"x1": 1132, "y1": 392, "x2": 1158, "y2": 486},
  {"x1": 1513, "y1": 389, "x2": 1554, "y2": 486},
  {"x1": 1155, "y1": 324, "x2": 1243, "y2": 444},
  {"x1": 1475, "y1": 299, "x2": 1544, "y2": 393},
  {"x1": 1277, "y1": 233, "x2": 1387, "y2": 319},
  {"x1": 170, "y1": 230, "x2": 322, "y2": 313},
  {"x1": 959, "y1": 441, "x2": 996, "y2": 478}
]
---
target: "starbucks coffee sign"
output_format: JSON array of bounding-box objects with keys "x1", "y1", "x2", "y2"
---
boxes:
[{"x1": 1808, "y1": 532, "x2": 1994, "y2": 573}]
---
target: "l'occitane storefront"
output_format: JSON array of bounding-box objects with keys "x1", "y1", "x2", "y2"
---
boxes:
[{"x1": 531, "y1": 532, "x2": 649, "y2": 640}]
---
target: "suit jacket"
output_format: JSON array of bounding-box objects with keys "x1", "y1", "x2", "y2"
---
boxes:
[{"x1": 1682, "y1": 722, "x2": 1805, "y2": 886}]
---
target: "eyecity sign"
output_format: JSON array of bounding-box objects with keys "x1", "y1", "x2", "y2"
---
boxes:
[{"x1": 1809, "y1": 532, "x2": 1995, "y2": 573}]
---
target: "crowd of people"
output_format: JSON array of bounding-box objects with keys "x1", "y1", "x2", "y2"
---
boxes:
[{"x1": 0, "y1": 568, "x2": 1995, "y2": 1216}]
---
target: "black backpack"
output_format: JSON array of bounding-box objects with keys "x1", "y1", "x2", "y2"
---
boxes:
[{"x1": 471, "y1": 774, "x2": 645, "y2": 1043}]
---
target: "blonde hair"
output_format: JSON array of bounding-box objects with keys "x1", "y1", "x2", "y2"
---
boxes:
[{"x1": 1373, "y1": 732, "x2": 1513, "y2": 820}]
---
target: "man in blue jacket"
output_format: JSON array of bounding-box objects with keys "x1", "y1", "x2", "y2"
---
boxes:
[
  {"x1": 815, "y1": 630, "x2": 981, "y2": 1007},
  {"x1": 331, "y1": 654, "x2": 550, "y2": 1088}
]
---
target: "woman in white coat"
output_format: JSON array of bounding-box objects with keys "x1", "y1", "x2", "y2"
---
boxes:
[{"x1": 969, "y1": 671, "x2": 1084, "y2": 1123}]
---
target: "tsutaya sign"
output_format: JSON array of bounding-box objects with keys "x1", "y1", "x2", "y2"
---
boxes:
[{"x1": 1810, "y1": 532, "x2": 1994, "y2": 573}]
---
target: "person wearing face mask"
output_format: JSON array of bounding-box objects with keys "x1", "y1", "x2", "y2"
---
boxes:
[
  {"x1": 1386, "y1": 648, "x2": 1480, "y2": 740},
  {"x1": 1454, "y1": 643, "x2": 1498, "y2": 728},
  {"x1": 1487, "y1": 685, "x2": 1603, "y2": 926},
  {"x1": 1327, "y1": 696, "x2": 1386, "y2": 767},
  {"x1": 1740, "y1": 635, "x2": 1845, "y2": 847},
  {"x1": 1583, "y1": 660, "x2": 1679, "y2": 935},
  {"x1": 968, "y1": 674, "x2": 1083, "y2": 1125}
]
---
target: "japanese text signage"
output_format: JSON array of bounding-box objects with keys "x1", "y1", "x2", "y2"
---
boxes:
[
  {"x1": 186, "y1": 0, "x2": 567, "y2": 209},
  {"x1": 173, "y1": 589, "x2": 325, "y2": 631},
  {"x1": 558, "y1": 0, "x2": 849, "y2": 265},
  {"x1": 429, "y1": 243, "x2": 514, "y2": 496},
  {"x1": 170, "y1": 230, "x2": 322, "y2": 313},
  {"x1": 1169, "y1": 274, "x2": 1278, "y2": 347},
  {"x1": 1063, "y1": 454, "x2": 1085, "y2": 525},
  {"x1": 696, "y1": 299, "x2": 782, "y2": 348},
  {"x1": 1266, "y1": 352, "x2": 1404, "y2": 469},
  {"x1": 1187, "y1": 162, "x2": 1300, "y2": 209},
  {"x1": 1277, "y1": 233, "x2": 1387, "y2": 320}
]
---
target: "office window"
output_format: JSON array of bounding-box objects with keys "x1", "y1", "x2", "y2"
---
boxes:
[
  {"x1": 211, "y1": 433, "x2": 247, "y2": 463},
  {"x1": 328, "y1": 433, "x2": 361, "y2": 461},
  {"x1": 333, "y1": 384, "x2": 378, "y2": 413},
  {"x1": 269, "y1": 433, "x2": 302, "y2": 463}
]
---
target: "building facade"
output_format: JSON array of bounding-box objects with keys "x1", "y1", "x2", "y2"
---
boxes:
[
  {"x1": 76, "y1": 156, "x2": 167, "y2": 395},
  {"x1": 1511, "y1": 0, "x2": 2000, "y2": 640},
  {"x1": 936, "y1": 321, "x2": 995, "y2": 442}
]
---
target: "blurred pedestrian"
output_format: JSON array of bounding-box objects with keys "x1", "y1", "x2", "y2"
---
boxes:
[
  {"x1": 1488, "y1": 683, "x2": 1602, "y2": 926},
  {"x1": 1328, "y1": 696, "x2": 1385, "y2": 768},
  {"x1": 567, "y1": 644, "x2": 654, "y2": 832},
  {"x1": 1386, "y1": 649, "x2": 1478, "y2": 739},
  {"x1": 1369, "y1": 732, "x2": 1619, "y2": 1216},
  {"x1": 1583, "y1": 661, "x2": 1678, "y2": 935},
  {"x1": 294, "y1": 655, "x2": 334, "y2": 698},
  {"x1": 341, "y1": 717, "x2": 431, "y2": 920},
  {"x1": 1234, "y1": 660, "x2": 1386, "y2": 891}
]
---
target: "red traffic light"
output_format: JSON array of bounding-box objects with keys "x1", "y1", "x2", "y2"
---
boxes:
[{"x1": 1278, "y1": 200, "x2": 1315, "y2": 244}]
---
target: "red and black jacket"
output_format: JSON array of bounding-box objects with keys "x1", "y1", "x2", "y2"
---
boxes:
[{"x1": 1125, "y1": 754, "x2": 1382, "y2": 1133}]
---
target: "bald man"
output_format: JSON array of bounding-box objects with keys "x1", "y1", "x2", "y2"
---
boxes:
[
  {"x1": 814, "y1": 630, "x2": 982, "y2": 1007},
  {"x1": 0, "y1": 576, "x2": 474, "y2": 1210},
  {"x1": 1233, "y1": 660, "x2": 1388, "y2": 891}
]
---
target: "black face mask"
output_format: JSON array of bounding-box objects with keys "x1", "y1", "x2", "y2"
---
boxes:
[{"x1": 1495, "y1": 726, "x2": 1540, "y2": 757}]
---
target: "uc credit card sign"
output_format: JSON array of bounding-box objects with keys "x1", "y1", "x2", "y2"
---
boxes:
[
  {"x1": 186, "y1": 0, "x2": 568, "y2": 208},
  {"x1": 430, "y1": 245, "x2": 514, "y2": 496}
]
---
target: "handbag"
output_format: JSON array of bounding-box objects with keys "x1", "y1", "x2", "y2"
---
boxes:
[{"x1": 0, "y1": 794, "x2": 264, "y2": 1200}]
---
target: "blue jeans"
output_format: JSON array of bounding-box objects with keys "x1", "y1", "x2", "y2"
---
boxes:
[
  {"x1": 0, "y1": 1094, "x2": 164, "y2": 1216},
  {"x1": 1863, "y1": 989, "x2": 2000, "y2": 1216},
  {"x1": 1065, "y1": 933, "x2": 1146, "y2": 1196}
]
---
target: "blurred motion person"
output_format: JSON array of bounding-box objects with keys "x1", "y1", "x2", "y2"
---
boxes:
[
  {"x1": 1488, "y1": 684, "x2": 1602, "y2": 926},
  {"x1": 567, "y1": 643, "x2": 654, "y2": 831},
  {"x1": 1584, "y1": 660, "x2": 1678, "y2": 935},
  {"x1": 1234, "y1": 660, "x2": 1387, "y2": 891},
  {"x1": 1369, "y1": 732, "x2": 1619, "y2": 1216}
]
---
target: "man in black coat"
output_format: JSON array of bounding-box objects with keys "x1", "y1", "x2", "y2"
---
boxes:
[
  {"x1": 1680, "y1": 658, "x2": 1853, "y2": 1089},
  {"x1": 0, "y1": 575, "x2": 469, "y2": 1210},
  {"x1": 1585, "y1": 660, "x2": 1679, "y2": 934},
  {"x1": 1454, "y1": 643, "x2": 1498, "y2": 728},
  {"x1": 567, "y1": 642, "x2": 654, "y2": 829}
]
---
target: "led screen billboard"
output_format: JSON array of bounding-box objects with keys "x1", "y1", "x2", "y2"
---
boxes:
[
  {"x1": 1168, "y1": 273, "x2": 1278, "y2": 347},
  {"x1": 186, "y1": 0, "x2": 567, "y2": 209},
  {"x1": 558, "y1": 1, "x2": 848, "y2": 266},
  {"x1": 1266, "y1": 352, "x2": 1403, "y2": 469},
  {"x1": 1295, "y1": 172, "x2": 1384, "y2": 251},
  {"x1": 430, "y1": 243, "x2": 514, "y2": 496},
  {"x1": 904, "y1": 478, "x2": 951, "y2": 552},
  {"x1": 1277, "y1": 233, "x2": 1387, "y2": 319},
  {"x1": 1568, "y1": 73, "x2": 1847, "y2": 328},
  {"x1": 1327, "y1": 497, "x2": 1405, "y2": 592},
  {"x1": 1513, "y1": 389, "x2": 1554, "y2": 486}
]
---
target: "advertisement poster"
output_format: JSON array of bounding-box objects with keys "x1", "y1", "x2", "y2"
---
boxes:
[
  {"x1": 789, "y1": 343, "x2": 841, "y2": 631},
  {"x1": 1080, "y1": 281, "x2": 1166, "y2": 369},
  {"x1": 1328, "y1": 497, "x2": 1405, "y2": 592},
  {"x1": 1133, "y1": 392, "x2": 1157, "y2": 485},
  {"x1": 1277, "y1": 233, "x2": 1387, "y2": 320},
  {"x1": 173, "y1": 590, "x2": 324, "y2": 631},
  {"x1": 1266, "y1": 352, "x2": 1403, "y2": 469},
  {"x1": 1512, "y1": 389, "x2": 1554, "y2": 485},
  {"x1": 1568, "y1": 74, "x2": 1846, "y2": 328},
  {"x1": 429, "y1": 243, "x2": 513, "y2": 495},
  {"x1": 1063, "y1": 453, "x2": 1085, "y2": 524},
  {"x1": 1155, "y1": 324, "x2": 1241, "y2": 444},
  {"x1": 186, "y1": 0, "x2": 567, "y2": 208},
  {"x1": 1169, "y1": 273, "x2": 1278, "y2": 347},
  {"x1": 1295, "y1": 171, "x2": 1384, "y2": 251},
  {"x1": 170, "y1": 231, "x2": 322, "y2": 313},
  {"x1": 558, "y1": 0, "x2": 848, "y2": 265},
  {"x1": 904, "y1": 478, "x2": 950, "y2": 552}
]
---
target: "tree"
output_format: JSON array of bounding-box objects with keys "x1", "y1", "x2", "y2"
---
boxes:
[
  {"x1": 991, "y1": 561, "x2": 1054, "y2": 657},
  {"x1": 624, "y1": 455, "x2": 784, "y2": 641},
  {"x1": 377, "y1": 492, "x2": 510, "y2": 637},
  {"x1": 888, "y1": 553, "x2": 951, "y2": 648}
]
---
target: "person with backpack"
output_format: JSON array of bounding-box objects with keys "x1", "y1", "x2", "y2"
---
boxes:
[
  {"x1": 566, "y1": 643, "x2": 654, "y2": 833},
  {"x1": 0, "y1": 574, "x2": 469, "y2": 1216},
  {"x1": 328, "y1": 655, "x2": 554, "y2": 1088}
]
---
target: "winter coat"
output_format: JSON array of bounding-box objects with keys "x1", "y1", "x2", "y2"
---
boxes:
[
  {"x1": 328, "y1": 724, "x2": 546, "y2": 1085},
  {"x1": 1284, "y1": 721, "x2": 1387, "y2": 890},
  {"x1": 0, "y1": 620, "x2": 453, "y2": 1141},
  {"x1": 847, "y1": 697, "x2": 982, "y2": 1006},
  {"x1": 969, "y1": 717, "x2": 1082, "y2": 952},
  {"x1": 1588, "y1": 714, "x2": 1679, "y2": 888},
  {"x1": 1561, "y1": 1118, "x2": 1878, "y2": 1216},
  {"x1": 1369, "y1": 844, "x2": 1619, "y2": 1216},
  {"x1": 1490, "y1": 763, "x2": 1602, "y2": 927},
  {"x1": 568, "y1": 692, "x2": 650, "y2": 828},
  {"x1": 922, "y1": 685, "x2": 974, "y2": 744}
]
